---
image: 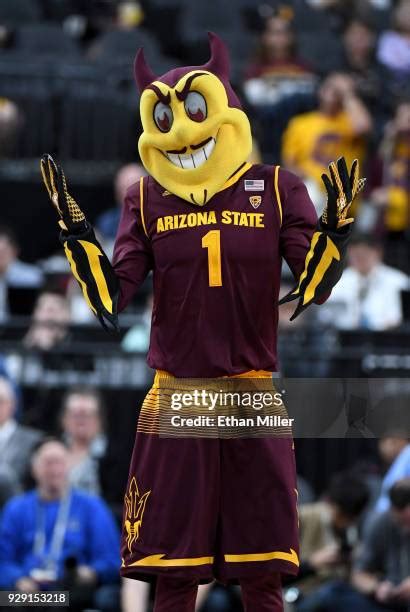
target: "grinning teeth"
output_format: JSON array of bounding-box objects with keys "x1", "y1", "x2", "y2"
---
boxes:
[
  {"x1": 165, "y1": 138, "x2": 216, "y2": 169},
  {"x1": 203, "y1": 138, "x2": 215, "y2": 160},
  {"x1": 181, "y1": 155, "x2": 193, "y2": 170}
]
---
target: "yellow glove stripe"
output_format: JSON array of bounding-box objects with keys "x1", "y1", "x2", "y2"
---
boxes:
[
  {"x1": 329, "y1": 161, "x2": 344, "y2": 199},
  {"x1": 78, "y1": 240, "x2": 113, "y2": 314},
  {"x1": 47, "y1": 158, "x2": 57, "y2": 197},
  {"x1": 295, "y1": 231, "x2": 321, "y2": 294},
  {"x1": 351, "y1": 162, "x2": 359, "y2": 198},
  {"x1": 40, "y1": 161, "x2": 52, "y2": 199},
  {"x1": 64, "y1": 244, "x2": 97, "y2": 315},
  {"x1": 302, "y1": 236, "x2": 341, "y2": 305},
  {"x1": 337, "y1": 218, "x2": 354, "y2": 228}
]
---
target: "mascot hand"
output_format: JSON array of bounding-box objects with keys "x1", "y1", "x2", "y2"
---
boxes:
[
  {"x1": 279, "y1": 157, "x2": 366, "y2": 320},
  {"x1": 320, "y1": 156, "x2": 366, "y2": 230},
  {"x1": 40, "y1": 154, "x2": 119, "y2": 332},
  {"x1": 40, "y1": 154, "x2": 87, "y2": 234}
]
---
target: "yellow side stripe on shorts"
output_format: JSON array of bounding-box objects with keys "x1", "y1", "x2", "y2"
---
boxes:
[
  {"x1": 224, "y1": 548, "x2": 299, "y2": 566},
  {"x1": 125, "y1": 554, "x2": 214, "y2": 567}
]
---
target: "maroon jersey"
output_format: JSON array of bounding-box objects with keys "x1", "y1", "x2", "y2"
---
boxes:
[{"x1": 112, "y1": 163, "x2": 317, "y2": 377}]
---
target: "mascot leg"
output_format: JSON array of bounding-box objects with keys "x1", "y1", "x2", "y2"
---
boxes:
[
  {"x1": 154, "y1": 576, "x2": 198, "y2": 612},
  {"x1": 240, "y1": 573, "x2": 283, "y2": 612}
]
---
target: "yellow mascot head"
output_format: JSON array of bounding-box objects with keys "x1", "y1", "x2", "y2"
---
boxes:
[{"x1": 135, "y1": 32, "x2": 252, "y2": 205}]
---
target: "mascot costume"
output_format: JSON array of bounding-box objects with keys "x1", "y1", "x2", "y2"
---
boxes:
[{"x1": 40, "y1": 33, "x2": 365, "y2": 612}]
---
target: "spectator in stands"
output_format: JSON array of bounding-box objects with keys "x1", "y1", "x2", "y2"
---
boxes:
[
  {"x1": 60, "y1": 387, "x2": 107, "y2": 496},
  {"x1": 351, "y1": 478, "x2": 410, "y2": 611},
  {"x1": 116, "y1": 1, "x2": 144, "y2": 30},
  {"x1": 368, "y1": 99, "x2": 410, "y2": 271},
  {"x1": 306, "y1": 0, "x2": 393, "y2": 19},
  {"x1": 295, "y1": 473, "x2": 369, "y2": 592},
  {"x1": 0, "y1": 439, "x2": 120, "y2": 611},
  {"x1": 377, "y1": 0, "x2": 410, "y2": 78},
  {"x1": 243, "y1": 9, "x2": 316, "y2": 107},
  {"x1": 95, "y1": 163, "x2": 146, "y2": 245},
  {"x1": 373, "y1": 431, "x2": 410, "y2": 514},
  {"x1": 341, "y1": 18, "x2": 386, "y2": 122},
  {"x1": 24, "y1": 290, "x2": 71, "y2": 351},
  {"x1": 243, "y1": 8, "x2": 317, "y2": 161},
  {"x1": 294, "y1": 473, "x2": 369, "y2": 610},
  {"x1": 282, "y1": 72, "x2": 372, "y2": 210},
  {"x1": 0, "y1": 226, "x2": 43, "y2": 320},
  {"x1": 321, "y1": 234, "x2": 409, "y2": 329},
  {"x1": 0, "y1": 97, "x2": 21, "y2": 157},
  {"x1": 0, "y1": 376, "x2": 43, "y2": 507}
]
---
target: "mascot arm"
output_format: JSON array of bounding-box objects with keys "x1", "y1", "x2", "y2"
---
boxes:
[
  {"x1": 112, "y1": 179, "x2": 153, "y2": 313},
  {"x1": 279, "y1": 157, "x2": 366, "y2": 320},
  {"x1": 40, "y1": 156, "x2": 152, "y2": 331}
]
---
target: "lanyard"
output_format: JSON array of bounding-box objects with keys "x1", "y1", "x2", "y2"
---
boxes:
[{"x1": 33, "y1": 489, "x2": 72, "y2": 572}]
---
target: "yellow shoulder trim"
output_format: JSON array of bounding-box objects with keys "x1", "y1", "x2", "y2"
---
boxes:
[
  {"x1": 219, "y1": 162, "x2": 253, "y2": 192},
  {"x1": 274, "y1": 165, "x2": 283, "y2": 226},
  {"x1": 139, "y1": 176, "x2": 148, "y2": 238}
]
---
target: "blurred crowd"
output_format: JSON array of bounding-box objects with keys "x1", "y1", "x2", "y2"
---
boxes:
[
  {"x1": 0, "y1": 0, "x2": 408, "y2": 332},
  {"x1": 0, "y1": 1, "x2": 409, "y2": 611},
  {"x1": 0, "y1": 368, "x2": 409, "y2": 611}
]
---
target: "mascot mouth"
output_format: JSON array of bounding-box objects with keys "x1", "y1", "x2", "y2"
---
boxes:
[{"x1": 163, "y1": 137, "x2": 216, "y2": 169}]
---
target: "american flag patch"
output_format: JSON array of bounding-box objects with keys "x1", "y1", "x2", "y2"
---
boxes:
[{"x1": 244, "y1": 179, "x2": 264, "y2": 191}]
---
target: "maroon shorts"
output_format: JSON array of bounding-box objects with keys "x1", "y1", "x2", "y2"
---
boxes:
[{"x1": 120, "y1": 373, "x2": 299, "y2": 584}]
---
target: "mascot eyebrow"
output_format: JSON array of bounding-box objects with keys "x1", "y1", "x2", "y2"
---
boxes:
[
  {"x1": 147, "y1": 85, "x2": 171, "y2": 105},
  {"x1": 175, "y1": 72, "x2": 207, "y2": 101},
  {"x1": 147, "y1": 72, "x2": 207, "y2": 104}
]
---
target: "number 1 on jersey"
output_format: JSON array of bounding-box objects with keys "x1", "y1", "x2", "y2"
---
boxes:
[{"x1": 202, "y1": 230, "x2": 222, "y2": 287}]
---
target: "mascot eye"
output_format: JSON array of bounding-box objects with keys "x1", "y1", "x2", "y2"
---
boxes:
[
  {"x1": 184, "y1": 92, "x2": 207, "y2": 122},
  {"x1": 153, "y1": 102, "x2": 173, "y2": 132}
]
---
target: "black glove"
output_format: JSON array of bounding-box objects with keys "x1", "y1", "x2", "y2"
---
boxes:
[
  {"x1": 40, "y1": 153, "x2": 87, "y2": 234},
  {"x1": 279, "y1": 157, "x2": 366, "y2": 320},
  {"x1": 40, "y1": 154, "x2": 119, "y2": 332},
  {"x1": 320, "y1": 156, "x2": 366, "y2": 231}
]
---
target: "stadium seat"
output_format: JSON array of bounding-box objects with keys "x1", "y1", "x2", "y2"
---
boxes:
[
  {"x1": 14, "y1": 23, "x2": 80, "y2": 57},
  {"x1": 59, "y1": 83, "x2": 140, "y2": 161},
  {"x1": 179, "y1": 0, "x2": 245, "y2": 43},
  {"x1": 298, "y1": 31, "x2": 344, "y2": 74},
  {"x1": 0, "y1": 66, "x2": 55, "y2": 157},
  {"x1": 291, "y1": 0, "x2": 335, "y2": 32},
  {"x1": 90, "y1": 28, "x2": 173, "y2": 78},
  {"x1": 0, "y1": 0, "x2": 42, "y2": 25}
]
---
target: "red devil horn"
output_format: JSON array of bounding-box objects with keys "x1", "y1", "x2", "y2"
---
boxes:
[
  {"x1": 134, "y1": 47, "x2": 157, "y2": 92},
  {"x1": 202, "y1": 32, "x2": 230, "y2": 79}
]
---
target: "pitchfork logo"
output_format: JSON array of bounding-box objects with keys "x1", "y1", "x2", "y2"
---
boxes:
[{"x1": 124, "y1": 477, "x2": 151, "y2": 551}]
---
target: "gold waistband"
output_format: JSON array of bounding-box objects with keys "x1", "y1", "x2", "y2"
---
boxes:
[{"x1": 153, "y1": 369, "x2": 272, "y2": 386}]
